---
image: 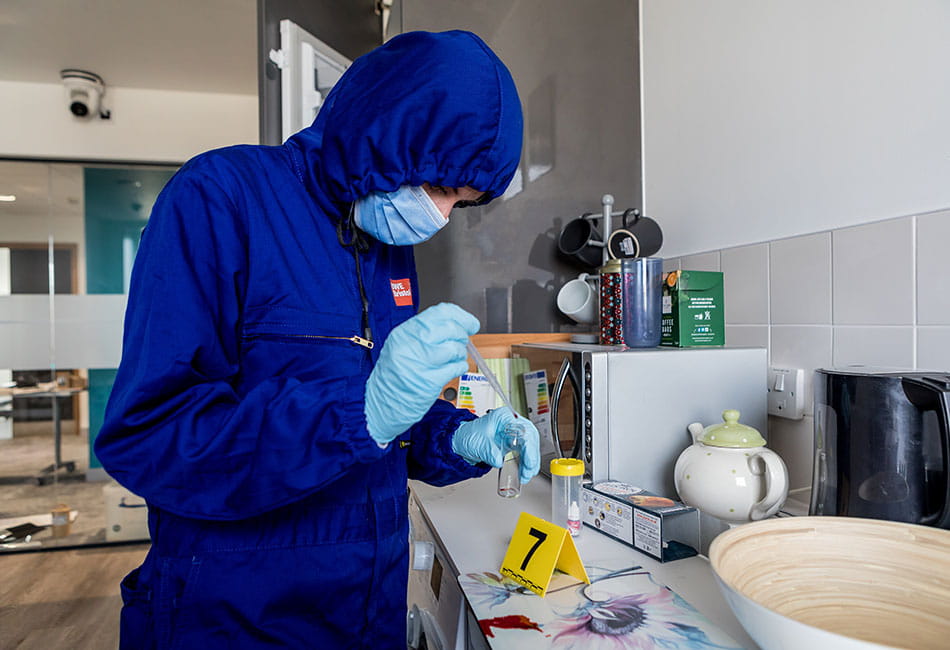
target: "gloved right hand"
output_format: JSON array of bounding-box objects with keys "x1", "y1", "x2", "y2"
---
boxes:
[{"x1": 365, "y1": 302, "x2": 480, "y2": 445}]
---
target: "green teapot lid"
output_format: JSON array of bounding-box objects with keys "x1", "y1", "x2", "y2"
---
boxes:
[{"x1": 700, "y1": 410, "x2": 766, "y2": 448}]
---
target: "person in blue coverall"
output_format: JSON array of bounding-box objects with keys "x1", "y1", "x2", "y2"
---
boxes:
[{"x1": 94, "y1": 30, "x2": 540, "y2": 648}]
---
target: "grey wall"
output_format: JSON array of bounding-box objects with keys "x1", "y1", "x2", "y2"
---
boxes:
[{"x1": 402, "y1": 0, "x2": 641, "y2": 333}]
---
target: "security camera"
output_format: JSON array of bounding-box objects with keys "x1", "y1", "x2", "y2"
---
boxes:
[{"x1": 60, "y1": 69, "x2": 109, "y2": 119}]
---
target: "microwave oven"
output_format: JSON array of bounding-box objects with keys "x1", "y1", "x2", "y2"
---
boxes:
[{"x1": 511, "y1": 342, "x2": 768, "y2": 498}]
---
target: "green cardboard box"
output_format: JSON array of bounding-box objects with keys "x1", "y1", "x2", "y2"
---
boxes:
[{"x1": 661, "y1": 270, "x2": 725, "y2": 346}]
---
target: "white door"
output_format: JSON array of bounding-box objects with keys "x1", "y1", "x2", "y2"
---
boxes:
[{"x1": 268, "y1": 19, "x2": 350, "y2": 143}]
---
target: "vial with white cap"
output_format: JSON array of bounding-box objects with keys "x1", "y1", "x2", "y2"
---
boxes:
[{"x1": 550, "y1": 458, "x2": 584, "y2": 536}]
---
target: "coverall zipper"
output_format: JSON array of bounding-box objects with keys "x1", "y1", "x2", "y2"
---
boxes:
[{"x1": 276, "y1": 333, "x2": 374, "y2": 349}]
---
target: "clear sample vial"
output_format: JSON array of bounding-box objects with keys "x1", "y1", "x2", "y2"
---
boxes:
[
  {"x1": 551, "y1": 458, "x2": 585, "y2": 536},
  {"x1": 497, "y1": 421, "x2": 526, "y2": 499}
]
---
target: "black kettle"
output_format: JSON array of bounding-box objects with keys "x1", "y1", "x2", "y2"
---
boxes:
[{"x1": 811, "y1": 368, "x2": 950, "y2": 528}]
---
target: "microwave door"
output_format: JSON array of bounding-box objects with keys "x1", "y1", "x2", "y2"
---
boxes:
[{"x1": 550, "y1": 356, "x2": 582, "y2": 460}]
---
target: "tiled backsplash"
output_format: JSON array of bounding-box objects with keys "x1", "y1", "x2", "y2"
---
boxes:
[{"x1": 663, "y1": 208, "x2": 950, "y2": 492}]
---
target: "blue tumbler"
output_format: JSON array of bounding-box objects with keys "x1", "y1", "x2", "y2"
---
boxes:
[{"x1": 621, "y1": 257, "x2": 663, "y2": 348}]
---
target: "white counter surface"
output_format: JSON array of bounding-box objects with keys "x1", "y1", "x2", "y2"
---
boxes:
[{"x1": 410, "y1": 472, "x2": 758, "y2": 649}]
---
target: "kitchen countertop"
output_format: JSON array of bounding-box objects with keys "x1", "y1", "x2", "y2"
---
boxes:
[{"x1": 410, "y1": 472, "x2": 758, "y2": 649}]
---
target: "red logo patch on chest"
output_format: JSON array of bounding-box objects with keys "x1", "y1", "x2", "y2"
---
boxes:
[{"x1": 390, "y1": 278, "x2": 413, "y2": 306}]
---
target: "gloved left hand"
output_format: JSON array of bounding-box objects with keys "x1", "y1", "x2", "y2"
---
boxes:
[{"x1": 452, "y1": 407, "x2": 541, "y2": 484}]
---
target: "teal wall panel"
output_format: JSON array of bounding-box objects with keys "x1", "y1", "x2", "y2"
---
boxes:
[
  {"x1": 84, "y1": 167, "x2": 175, "y2": 468},
  {"x1": 84, "y1": 167, "x2": 173, "y2": 294},
  {"x1": 86, "y1": 368, "x2": 117, "y2": 470}
]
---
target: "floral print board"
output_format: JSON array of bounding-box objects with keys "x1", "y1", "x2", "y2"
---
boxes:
[{"x1": 460, "y1": 565, "x2": 743, "y2": 649}]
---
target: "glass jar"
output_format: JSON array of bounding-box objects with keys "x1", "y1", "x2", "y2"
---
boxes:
[{"x1": 497, "y1": 421, "x2": 526, "y2": 498}]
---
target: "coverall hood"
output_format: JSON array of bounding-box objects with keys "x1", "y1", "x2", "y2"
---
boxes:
[{"x1": 287, "y1": 30, "x2": 524, "y2": 206}]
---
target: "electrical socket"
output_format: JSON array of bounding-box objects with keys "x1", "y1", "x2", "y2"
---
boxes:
[{"x1": 767, "y1": 367, "x2": 805, "y2": 420}]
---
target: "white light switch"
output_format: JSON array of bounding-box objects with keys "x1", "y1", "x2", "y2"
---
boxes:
[
  {"x1": 772, "y1": 373, "x2": 785, "y2": 392},
  {"x1": 767, "y1": 367, "x2": 805, "y2": 420}
]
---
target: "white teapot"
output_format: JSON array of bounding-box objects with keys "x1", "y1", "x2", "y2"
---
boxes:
[{"x1": 674, "y1": 410, "x2": 788, "y2": 523}]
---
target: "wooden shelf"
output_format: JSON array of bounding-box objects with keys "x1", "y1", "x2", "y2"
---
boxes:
[
  {"x1": 465, "y1": 332, "x2": 571, "y2": 371},
  {"x1": 441, "y1": 332, "x2": 572, "y2": 405}
]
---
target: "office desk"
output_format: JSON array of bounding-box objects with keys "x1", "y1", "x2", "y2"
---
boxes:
[{"x1": 1, "y1": 382, "x2": 86, "y2": 485}]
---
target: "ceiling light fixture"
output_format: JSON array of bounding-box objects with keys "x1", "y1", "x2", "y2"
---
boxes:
[{"x1": 0, "y1": 194, "x2": 16, "y2": 202}]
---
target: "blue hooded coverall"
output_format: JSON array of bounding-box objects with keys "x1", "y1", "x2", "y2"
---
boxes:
[{"x1": 94, "y1": 30, "x2": 523, "y2": 648}]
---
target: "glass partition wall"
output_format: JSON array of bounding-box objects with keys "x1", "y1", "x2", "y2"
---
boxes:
[{"x1": 0, "y1": 159, "x2": 177, "y2": 551}]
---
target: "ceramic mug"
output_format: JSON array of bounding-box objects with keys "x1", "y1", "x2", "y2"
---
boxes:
[
  {"x1": 557, "y1": 273, "x2": 598, "y2": 324},
  {"x1": 558, "y1": 215, "x2": 605, "y2": 269},
  {"x1": 607, "y1": 209, "x2": 663, "y2": 259}
]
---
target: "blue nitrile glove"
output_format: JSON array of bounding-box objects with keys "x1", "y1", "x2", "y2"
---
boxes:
[
  {"x1": 365, "y1": 302, "x2": 480, "y2": 445},
  {"x1": 451, "y1": 407, "x2": 541, "y2": 484}
]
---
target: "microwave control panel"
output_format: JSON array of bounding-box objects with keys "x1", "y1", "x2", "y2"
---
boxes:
[{"x1": 583, "y1": 359, "x2": 593, "y2": 471}]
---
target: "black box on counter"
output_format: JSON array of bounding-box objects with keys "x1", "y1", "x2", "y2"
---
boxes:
[{"x1": 581, "y1": 480, "x2": 700, "y2": 562}]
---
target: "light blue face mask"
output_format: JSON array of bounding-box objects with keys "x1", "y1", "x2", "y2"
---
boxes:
[{"x1": 353, "y1": 185, "x2": 448, "y2": 246}]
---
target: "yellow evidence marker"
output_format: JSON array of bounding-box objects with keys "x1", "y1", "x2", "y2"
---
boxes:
[{"x1": 499, "y1": 512, "x2": 590, "y2": 597}]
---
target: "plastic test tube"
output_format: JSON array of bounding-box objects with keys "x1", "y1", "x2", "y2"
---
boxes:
[{"x1": 551, "y1": 458, "x2": 585, "y2": 535}]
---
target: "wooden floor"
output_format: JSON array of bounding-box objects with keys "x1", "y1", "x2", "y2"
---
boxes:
[
  {"x1": 1, "y1": 421, "x2": 116, "y2": 549},
  {"x1": 0, "y1": 543, "x2": 149, "y2": 649}
]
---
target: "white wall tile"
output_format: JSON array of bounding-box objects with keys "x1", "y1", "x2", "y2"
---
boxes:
[
  {"x1": 726, "y1": 325, "x2": 768, "y2": 350},
  {"x1": 770, "y1": 232, "x2": 832, "y2": 324},
  {"x1": 917, "y1": 210, "x2": 950, "y2": 325},
  {"x1": 917, "y1": 327, "x2": 950, "y2": 371},
  {"x1": 680, "y1": 251, "x2": 720, "y2": 272},
  {"x1": 767, "y1": 415, "x2": 814, "y2": 492},
  {"x1": 770, "y1": 326, "x2": 833, "y2": 416},
  {"x1": 832, "y1": 326, "x2": 914, "y2": 368},
  {"x1": 721, "y1": 243, "x2": 768, "y2": 324},
  {"x1": 832, "y1": 218, "x2": 914, "y2": 325}
]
